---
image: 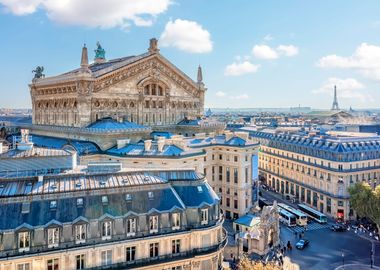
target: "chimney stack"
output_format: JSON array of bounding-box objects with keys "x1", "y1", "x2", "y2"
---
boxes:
[
  {"x1": 144, "y1": 140, "x2": 152, "y2": 151},
  {"x1": 148, "y1": 38, "x2": 159, "y2": 54},
  {"x1": 157, "y1": 137, "x2": 165, "y2": 152}
]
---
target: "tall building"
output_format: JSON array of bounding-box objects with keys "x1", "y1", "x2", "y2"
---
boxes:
[
  {"x1": 0, "y1": 142, "x2": 226, "y2": 270},
  {"x1": 30, "y1": 39, "x2": 206, "y2": 128},
  {"x1": 331, "y1": 85, "x2": 340, "y2": 111},
  {"x1": 251, "y1": 130, "x2": 380, "y2": 220}
]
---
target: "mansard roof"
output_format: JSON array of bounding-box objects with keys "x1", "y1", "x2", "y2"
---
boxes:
[
  {"x1": 0, "y1": 169, "x2": 218, "y2": 231},
  {"x1": 249, "y1": 130, "x2": 380, "y2": 154}
]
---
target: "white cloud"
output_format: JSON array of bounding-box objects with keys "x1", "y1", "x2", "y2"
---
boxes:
[
  {"x1": 215, "y1": 91, "x2": 226, "y2": 97},
  {"x1": 277, "y1": 45, "x2": 299, "y2": 57},
  {"x1": 0, "y1": 0, "x2": 171, "y2": 28},
  {"x1": 252, "y1": 44, "x2": 299, "y2": 60},
  {"x1": 252, "y1": 45, "x2": 278, "y2": 59},
  {"x1": 263, "y1": 34, "x2": 274, "y2": 41},
  {"x1": 313, "y1": 77, "x2": 373, "y2": 103},
  {"x1": 224, "y1": 61, "x2": 260, "y2": 76},
  {"x1": 317, "y1": 43, "x2": 380, "y2": 81},
  {"x1": 159, "y1": 19, "x2": 212, "y2": 53}
]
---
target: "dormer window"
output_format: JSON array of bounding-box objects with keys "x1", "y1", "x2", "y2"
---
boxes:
[
  {"x1": 18, "y1": 231, "x2": 30, "y2": 252},
  {"x1": 102, "y1": 196, "x2": 108, "y2": 205},
  {"x1": 201, "y1": 209, "x2": 209, "y2": 225},
  {"x1": 126, "y1": 218, "x2": 136, "y2": 236},
  {"x1": 101, "y1": 221, "x2": 112, "y2": 240},
  {"x1": 197, "y1": 186, "x2": 203, "y2": 193},
  {"x1": 125, "y1": 194, "x2": 132, "y2": 201},
  {"x1": 47, "y1": 227, "x2": 59, "y2": 248},
  {"x1": 148, "y1": 192, "x2": 154, "y2": 199},
  {"x1": 149, "y1": 216, "x2": 158, "y2": 233},
  {"x1": 75, "y1": 224, "x2": 86, "y2": 244},
  {"x1": 172, "y1": 213, "x2": 180, "y2": 230}
]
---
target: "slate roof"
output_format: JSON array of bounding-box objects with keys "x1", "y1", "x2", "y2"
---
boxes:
[{"x1": 0, "y1": 170, "x2": 218, "y2": 231}]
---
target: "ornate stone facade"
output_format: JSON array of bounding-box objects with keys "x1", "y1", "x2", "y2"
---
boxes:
[{"x1": 30, "y1": 38, "x2": 206, "y2": 128}]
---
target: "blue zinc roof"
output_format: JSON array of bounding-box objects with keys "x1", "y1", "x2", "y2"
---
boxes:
[
  {"x1": 31, "y1": 135, "x2": 100, "y2": 155},
  {"x1": 87, "y1": 118, "x2": 146, "y2": 130},
  {"x1": 249, "y1": 131, "x2": 380, "y2": 162},
  {"x1": 108, "y1": 144, "x2": 184, "y2": 157}
]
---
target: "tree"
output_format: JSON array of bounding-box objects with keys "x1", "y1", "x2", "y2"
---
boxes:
[
  {"x1": 238, "y1": 256, "x2": 281, "y2": 270},
  {"x1": 348, "y1": 182, "x2": 380, "y2": 232}
]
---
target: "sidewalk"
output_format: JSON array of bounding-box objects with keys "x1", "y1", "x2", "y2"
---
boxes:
[{"x1": 335, "y1": 264, "x2": 380, "y2": 270}]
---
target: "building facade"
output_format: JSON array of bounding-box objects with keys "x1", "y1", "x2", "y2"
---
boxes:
[
  {"x1": 30, "y1": 39, "x2": 206, "y2": 128},
  {"x1": 251, "y1": 131, "x2": 380, "y2": 221},
  {"x1": 0, "y1": 169, "x2": 226, "y2": 270}
]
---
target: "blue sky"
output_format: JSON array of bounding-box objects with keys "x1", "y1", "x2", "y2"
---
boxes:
[{"x1": 1, "y1": 0, "x2": 380, "y2": 109}]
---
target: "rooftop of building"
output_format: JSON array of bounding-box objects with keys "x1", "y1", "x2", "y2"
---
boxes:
[
  {"x1": 234, "y1": 214, "x2": 261, "y2": 228},
  {"x1": 107, "y1": 140, "x2": 203, "y2": 157},
  {"x1": 87, "y1": 117, "x2": 146, "y2": 130},
  {"x1": 0, "y1": 145, "x2": 71, "y2": 159},
  {"x1": 186, "y1": 132, "x2": 258, "y2": 148},
  {"x1": 250, "y1": 130, "x2": 380, "y2": 153},
  {"x1": 0, "y1": 169, "x2": 219, "y2": 230}
]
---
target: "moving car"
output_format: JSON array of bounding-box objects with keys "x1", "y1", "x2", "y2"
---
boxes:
[
  {"x1": 295, "y1": 239, "x2": 310, "y2": 250},
  {"x1": 330, "y1": 224, "x2": 347, "y2": 232}
]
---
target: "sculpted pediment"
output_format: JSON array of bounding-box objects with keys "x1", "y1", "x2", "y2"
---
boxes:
[{"x1": 93, "y1": 54, "x2": 201, "y2": 98}]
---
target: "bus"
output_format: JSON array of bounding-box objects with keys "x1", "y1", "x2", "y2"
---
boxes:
[
  {"x1": 278, "y1": 203, "x2": 308, "y2": 226},
  {"x1": 298, "y1": 204, "x2": 327, "y2": 224},
  {"x1": 279, "y1": 209, "x2": 297, "y2": 227}
]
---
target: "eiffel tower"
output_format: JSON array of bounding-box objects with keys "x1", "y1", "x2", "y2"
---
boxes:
[{"x1": 331, "y1": 85, "x2": 340, "y2": 111}]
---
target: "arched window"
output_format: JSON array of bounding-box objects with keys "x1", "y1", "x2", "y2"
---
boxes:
[
  {"x1": 158, "y1": 86, "x2": 163, "y2": 96},
  {"x1": 130, "y1": 102, "x2": 135, "y2": 108}
]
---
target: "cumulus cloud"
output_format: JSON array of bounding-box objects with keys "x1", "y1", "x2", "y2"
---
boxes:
[
  {"x1": 252, "y1": 45, "x2": 278, "y2": 59},
  {"x1": 313, "y1": 77, "x2": 373, "y2": 103},
  {"x1": 231, "y1": 94, "x2": 249, "y2": 100},
  {"x1": 159, "y1": 19, "x2": 212, "y2": 53},
  {"x1": 252, "y1": 44, "x2": 299, "y2": 59},
  {"x1": 215, "y1": 91, "x2": 226, "y2": 97},
  {"x1": 224, "y1": 61, "x2": 260, "y2": 76},
  {"x1": 277, "y1": 45, "x2": 299, "y2": 56},
  {"x1": 0, "y1": 0, "x2": 171, "y2": 28},
  {"x1": 317, "y1": 43, "x2": 380, "y2": 81}
]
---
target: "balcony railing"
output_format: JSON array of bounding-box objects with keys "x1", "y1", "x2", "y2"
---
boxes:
[
  {"x1": 86, "y1": 228, "x2": 227, "y2": 270},
  {"x1": 0, "y1": 219, "x2": 225, "y2": 260}
]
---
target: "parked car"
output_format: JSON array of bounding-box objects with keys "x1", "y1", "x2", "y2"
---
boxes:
[
  {"x1": 330, "y1": 224, "x2": 347, "y2": 232},
  {"x1": 295, "y1": 239, "x2": 310, "y2": 250}
]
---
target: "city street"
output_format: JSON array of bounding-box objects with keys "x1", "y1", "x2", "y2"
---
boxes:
[{"x1": 261, "y1": 189, "x2": 380, "y2": 270}]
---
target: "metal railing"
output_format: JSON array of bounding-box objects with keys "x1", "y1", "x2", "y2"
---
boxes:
[
  {"x1": 0, "y1": 219, "x2": 225, "y2": 260},
  {"x1": 86, "y1": 228, "x2": 227, "y2": 270}
]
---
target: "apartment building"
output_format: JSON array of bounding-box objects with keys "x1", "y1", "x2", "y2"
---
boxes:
[{"x1": 251, "y1": 130, "x2": 380, "y2": 220}]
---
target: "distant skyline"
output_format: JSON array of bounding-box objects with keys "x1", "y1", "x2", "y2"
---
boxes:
[{"x1": 1, "y1": 0, "x2": 380, "y2": 109}]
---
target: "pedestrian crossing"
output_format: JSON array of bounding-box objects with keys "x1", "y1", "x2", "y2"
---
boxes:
[{"x1": 283, "y1": 222, "x2": 330, "y2": 233}]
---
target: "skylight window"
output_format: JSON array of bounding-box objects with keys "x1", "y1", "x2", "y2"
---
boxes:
[
  {"x1": 102, "y1": 196, "x2": 108, "y2": 204},
  {"x1": 50, "y1": 200, "x2": 57, "y2": 209},
  {"x1": 77, "y1": 198, "x2": 84, "y2": 207}
]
